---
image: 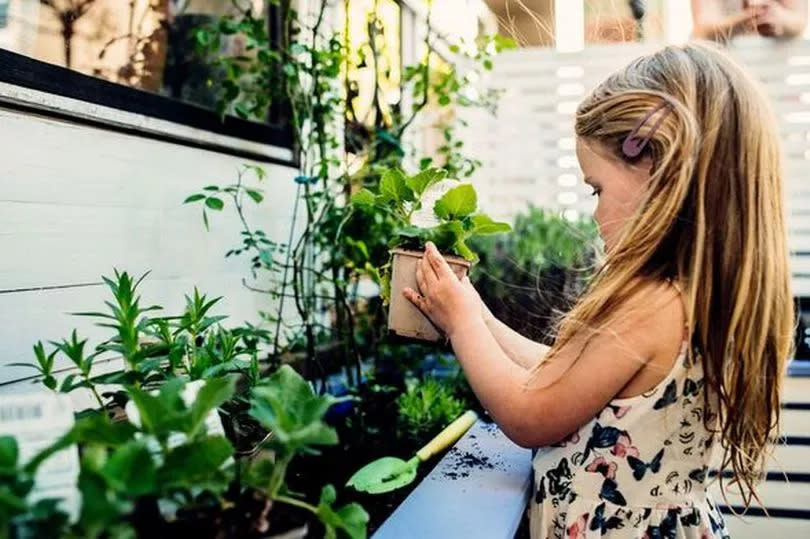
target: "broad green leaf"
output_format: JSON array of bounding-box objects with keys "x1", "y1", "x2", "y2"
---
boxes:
[
  {"x1": 379, "y1": 169, "x2": 413, "y2": 204},
  {"x1": 205, "y1": 197, "x2": 224, "y2": 211},
  {"x1": 188, "y1": 376, "x2": 236, "y2": 438},
  {"x1": 101, "y1": 441, "x2": 156, "y2": 496},
  {"x1": 0, "y1": 436, "x2": 18, "y2": 471},
  {"x1": 127, "y1": 379, "x2": 187, "y2": 437},
  {"x1": 433, "y1": 184, "x2": 477, "y2": 220},
  {"x1": 77, "y1": 465, "x2": 133, "y2": 531},
  {"x1": 405, "y1": 168, "x2": 447, "y2": 196},
  {"x1": 245, "y1": 189, "x2": 264, "y2": 203},
  {"x1": 316, "y1": 485, "x2": 369, "y2": 539},
  {"x1": 469, "y1": 214, "x2": 511, "y2": 236},
  {"x1": 184, "y1": 194, "x2": 206, "y2": 204},
  {"x1": 249, "y1": 366, "x2": 343, "y2": 454},
  {"x1": 350, "y1": 189, "x2": 376, "y2": 208},
  {"x1": 0, "y1": 489, "x2": 28, "y2": 514},
  {"x1": 158, "y1": 436, "x2": 233, "y2": 490},
  {"x1": 427, "y1": 221, "x2": 466, "y2": 253},
  {"x1": 453, "y1": 237, "x2": 477, "y2": 262}
]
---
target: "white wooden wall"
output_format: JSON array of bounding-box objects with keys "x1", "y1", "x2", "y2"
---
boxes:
[
  {"x1": 0, "y1": 103, "x2": 299, "y2": 388},
  {"x1": 462, "y1": 37, "x2": 810, "y2": 297}
]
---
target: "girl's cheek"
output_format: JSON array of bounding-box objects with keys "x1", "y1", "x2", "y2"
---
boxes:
[{"x1": 593, "y1": 200, "x2": 606, "y2": 237}]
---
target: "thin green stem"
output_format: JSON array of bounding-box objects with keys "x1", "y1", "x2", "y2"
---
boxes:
[{"x1": 275, "y1": 494, "x2": 318, "y2": 514}]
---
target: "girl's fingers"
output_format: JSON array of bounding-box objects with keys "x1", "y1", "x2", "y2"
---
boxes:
[
  {"x1": 425, "y1": 242, "x2": 455, "y2": 279},
  {"x1": 420, "y1": 255, "x2": 439, "y2": 288},
  {"x1": 416, "y1": 264, "x2": 430, "y2": 293},
  {"x1": 403, "y1": 287, "x2": 428, "y2": 313}
]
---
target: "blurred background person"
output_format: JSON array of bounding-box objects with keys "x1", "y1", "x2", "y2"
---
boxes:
[{"x1": 692, "y1": 0, "x2": 808, "y2": 41}]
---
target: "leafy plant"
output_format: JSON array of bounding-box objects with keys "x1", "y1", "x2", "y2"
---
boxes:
[
  {"x1": 12, "y1": 270, "x2": 267, "y2": 409},
  {"x1": 2, "y1": 367, "x2": 368, "y2": 538},
  {"x1": 245, "y1": 365, "x2": 368, "y2": 538},
  {"x1": 351, "y1": 168, "x2": 510, "y2": 262},
  {"x1": 184, "y1": 1, "x2": 515, "y2": 393},
  {"x1": 0, "y1": 436, "x2": 71, "y2": 539},
  {"x1": 396, "y1": 378, "x2": 465, "y2": 441}
]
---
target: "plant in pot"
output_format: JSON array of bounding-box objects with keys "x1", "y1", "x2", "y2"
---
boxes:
[
  {"x1": 4, "y1": 269, "x2": 370, "y2": 537},
  {"x1": 350, "y1": 168, "x2": 511, "y2": 342}
]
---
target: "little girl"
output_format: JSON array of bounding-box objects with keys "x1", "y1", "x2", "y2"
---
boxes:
[{"x1": 403, "y1": 42, "x2": 794, "y2": 538}]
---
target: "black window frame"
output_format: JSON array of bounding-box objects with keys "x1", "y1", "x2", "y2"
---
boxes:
[{"x1": 0, "y1": 7, "x2": 295, "y2": 166}]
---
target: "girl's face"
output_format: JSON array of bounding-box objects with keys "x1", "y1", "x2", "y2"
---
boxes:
[{"x1": 575, "y1": 137, "x2": 652, "y2": 251}]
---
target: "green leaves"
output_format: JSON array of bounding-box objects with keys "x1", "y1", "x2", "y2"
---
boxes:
[
  {"x1": 0, "y1": 436, "x2": 19, "y2": 475},
  {"x1": 379, "y1": 169, "x2": 413, "y2": 204},
  {"x1": 7, "y1": 342, "x2": 58, "y2": 390},
  {"x1": 204, "y1": 197, "x2": 225, "y2": 211},
  {"x1": 249, "y1": 366, "x2": 346, "y2": 456},
  {"x1": 0, "y1": 435, "x2": 70, "y2": 536},
  {"x1": 100, "y1": 441, "x2": 156, "y2": 496},
  {"x1": 127, "y1": 376, "x2": 236, "y2": 442},
  {"x1": 74, "y1": 269, "x2": 161, "y2": 372},
  {"x1": 350, "y1": 189, "x2": 376, "y2": 208},
  {"x1": 126, "y1": 380, "x2": 186, "y2": 440},
  {"x1": 397, "y1": 378, "x2": 465, "y2": 440},
  {"x1": 188, "y1": 376, "x2": 237, "y2": 438},
  {"x1": 405, "y1": 168, "x2": 447, "y2": 197},
  {"x1": 158, "y1": 437, "x2": 233, "y2": 492},
  {"x1": 433, "y1": 184, "x2": 477, "y2": 220},
  {"x1": 316, "y1": 485, "x2": 370, "y2": 539},
  {"x1": 350, "y1": 166, "x2": 510, "y2": 263},
  {"x1": 469, "y1": 214, "x2": 512, "y2": 236}
]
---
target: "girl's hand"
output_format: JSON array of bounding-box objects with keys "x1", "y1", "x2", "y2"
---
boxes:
[{"x1": 403, "y1": 242, "x2": 482, "y2": 338}]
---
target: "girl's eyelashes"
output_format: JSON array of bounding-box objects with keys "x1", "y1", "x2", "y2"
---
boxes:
[{"x1": 583, "y1": 176, "x2": 601, "y2": 196}]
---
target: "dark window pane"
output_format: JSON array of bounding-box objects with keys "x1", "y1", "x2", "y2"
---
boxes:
[{"x1": 0, "y1": 0, "x2": 273, "y2": 121}]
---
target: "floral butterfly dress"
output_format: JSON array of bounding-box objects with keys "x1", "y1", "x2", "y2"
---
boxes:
[{"x1": 530, "y1": 341, "x2": 731, "y2": 539}]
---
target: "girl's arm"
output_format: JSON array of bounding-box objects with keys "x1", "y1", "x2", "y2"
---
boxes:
[
  {"x1": 405, "y1": 243, "x2": 679, "y2": 447},
  {"x1": 466, "y1": 279, "x2": 549, "y2": 370},
  {"x1": 482, "y1": 310, "x2": 550, "y2": 370}
]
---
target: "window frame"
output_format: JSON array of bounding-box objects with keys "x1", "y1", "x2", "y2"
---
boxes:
[{"x1": 0, "y1": 6, "x2": 295, "y2": 165}]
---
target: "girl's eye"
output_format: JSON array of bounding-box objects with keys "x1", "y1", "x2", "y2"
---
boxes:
[{"x1": 590, "y1": 187, "x2": 602, "y2": 197}]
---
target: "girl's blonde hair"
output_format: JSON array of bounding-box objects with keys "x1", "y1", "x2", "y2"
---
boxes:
[{"x1": 538, "y1": 42, "x2": 794, "y2": 505}]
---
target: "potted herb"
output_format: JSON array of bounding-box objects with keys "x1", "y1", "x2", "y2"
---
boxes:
[
  {"x1": 4, "y1": 269, "x2": 369, "y2": 538},
  {"x1": 351, "y1": 168, "x2": 511, "y2": 342}
]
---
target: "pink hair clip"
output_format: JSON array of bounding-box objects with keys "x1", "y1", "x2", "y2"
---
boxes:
[{"x1": 622, "y1": 101, "x2": 673, "y2": 158}]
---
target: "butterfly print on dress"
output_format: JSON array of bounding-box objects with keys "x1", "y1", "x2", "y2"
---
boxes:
[
  {"x1": 599, "y1": 478, "x2": 627, "y2": 506},
  {"x1": 589, "y1": 503, "x2": 624, "y2": 534},
  {"x1": 683, "y1": 377, "x2": 703, "y2": 397},
  {"x1": 653, "y1": 380, "x2": 678, "y2": 410},
  {"x1": 643, "y1": 508, "x2": 679, "y2": 539},
  {"x1": 586, "y1": 456, "x2": 618, "y2": 479},
  {"x1": 627, "y1": 448, "x2": 664, "y2": 480}
]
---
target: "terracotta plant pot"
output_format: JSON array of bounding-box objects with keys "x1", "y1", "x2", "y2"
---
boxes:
[{"x1": 387, "y1": 248, "x2": 472, "y2": 342}]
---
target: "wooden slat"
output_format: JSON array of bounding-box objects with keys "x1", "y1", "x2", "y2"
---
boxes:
[
  {"x1": 725, "y1": 516, "x2": 810, "y2": 539},
  {"x1": 781, "y1": 409, "x2": 810, "y2": 436},
  {"x1": 710, "y1": 479, "x2": 810, "y2": 512},
  {"x1": 0, "y1": 106, "x2": 299, "y2": 385},
  {"x1": 784, "y1": 378, "x2": 810, "y2": 404}
]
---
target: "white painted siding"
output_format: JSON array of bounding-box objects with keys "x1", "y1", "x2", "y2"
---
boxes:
[{"x1": 0, "y1": 103, "x2": 299, "y2": 387}]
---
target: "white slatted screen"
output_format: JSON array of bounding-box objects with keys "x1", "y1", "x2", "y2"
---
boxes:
[{"x1": 461, "y1": 37, "x2": 810, "y2": 297}]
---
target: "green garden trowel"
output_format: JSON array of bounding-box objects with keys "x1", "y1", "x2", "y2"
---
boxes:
[{"x1": 346, "y1": 410, "x2": 478, "y2": 494}]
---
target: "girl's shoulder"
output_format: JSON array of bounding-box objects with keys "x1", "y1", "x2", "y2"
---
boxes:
[{"x1": 612, "y1": 278, "x2": 687, "y2": 399}]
